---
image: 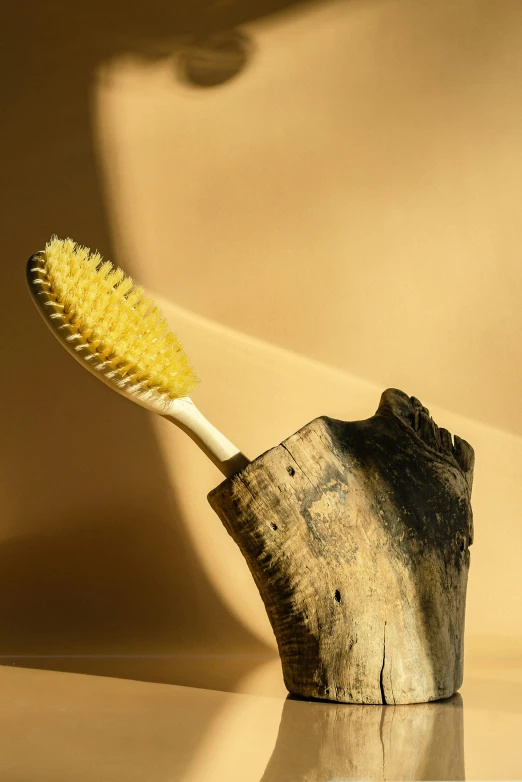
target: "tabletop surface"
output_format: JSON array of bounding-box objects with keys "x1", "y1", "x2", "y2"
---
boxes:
[{"x1": 0, "y1": 652, "x2": 520, "y2": 781}]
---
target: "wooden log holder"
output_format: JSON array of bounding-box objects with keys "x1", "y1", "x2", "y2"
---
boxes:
[{"x1": 208, "y1": 388, "x2": 474, "y2": 704}]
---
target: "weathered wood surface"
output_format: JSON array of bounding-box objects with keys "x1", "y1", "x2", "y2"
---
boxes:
[
  {"x1": 261, "y1": 692, "x2": 464, "y2": 781},
  {"x1": 208, "y1": 388, "x2": 474, "y2": 704}
]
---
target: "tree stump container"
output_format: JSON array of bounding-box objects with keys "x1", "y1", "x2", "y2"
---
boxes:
[{"x1": 208, "y1": 389, "x2": 474, "y2": 705}]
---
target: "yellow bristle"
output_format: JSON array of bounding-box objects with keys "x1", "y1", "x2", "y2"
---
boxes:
[{"x1": 41, "y1": 236, "x2": 199, "y2": 400}]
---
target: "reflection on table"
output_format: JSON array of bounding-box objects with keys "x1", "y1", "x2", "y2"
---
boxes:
[{"x1": 261, "y1": 693, "x2": 464, "y2": 781}]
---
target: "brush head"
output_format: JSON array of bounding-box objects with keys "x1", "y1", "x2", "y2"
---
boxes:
[{"x1": 26, "y1": 237, "x2": 199, "y2": 412}]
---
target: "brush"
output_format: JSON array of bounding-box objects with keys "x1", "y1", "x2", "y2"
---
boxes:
[{"x1": 26, "y1": 236, "x2": 250, "y2": 477}]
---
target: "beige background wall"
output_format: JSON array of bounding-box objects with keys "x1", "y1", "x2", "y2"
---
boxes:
[{"x1": 1, "y1": 0, "x2": 521, "y2": 688}]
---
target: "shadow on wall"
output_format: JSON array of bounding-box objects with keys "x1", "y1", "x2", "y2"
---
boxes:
[{"x1": 0, "y1": 0, "x2": 314, "y2": 685}]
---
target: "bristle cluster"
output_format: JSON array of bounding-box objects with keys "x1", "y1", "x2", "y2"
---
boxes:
[{"x1": 39, "y1": 236, "x2": 198, "y2": 401}]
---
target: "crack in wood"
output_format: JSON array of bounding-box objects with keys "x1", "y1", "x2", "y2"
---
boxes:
[
  {"x1": 379, "y1": 621, "x2": 387, "y2": 705},
  {"x1": 280, "y1": 443, "x2": 315, "y2": 487}
]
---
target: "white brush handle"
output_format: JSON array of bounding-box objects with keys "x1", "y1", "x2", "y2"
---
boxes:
[{"x1": 164, "y1": 397, "x2": 250, "y2": 478}]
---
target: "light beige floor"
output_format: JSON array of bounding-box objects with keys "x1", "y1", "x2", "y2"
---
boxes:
[{"x1": 0, "y1": 653, "x2": 520, "y2": 781}]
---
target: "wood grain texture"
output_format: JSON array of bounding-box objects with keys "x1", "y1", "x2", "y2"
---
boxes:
[{"x1": 208, "y1": 389, "x2": 474, "y2": 704}]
